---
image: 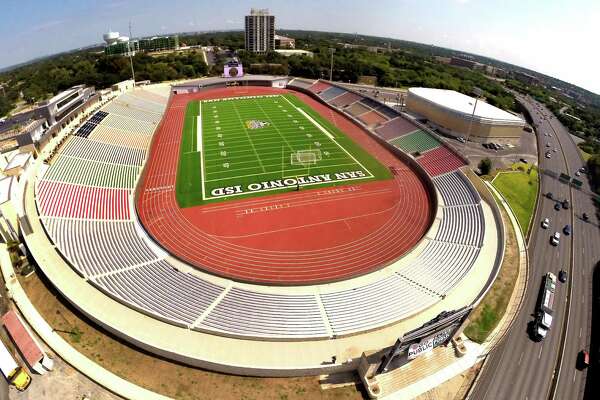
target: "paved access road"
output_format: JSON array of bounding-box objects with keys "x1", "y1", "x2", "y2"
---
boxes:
[{"x1": 470, "y1": 95, "x2": 597, "y2": 399}]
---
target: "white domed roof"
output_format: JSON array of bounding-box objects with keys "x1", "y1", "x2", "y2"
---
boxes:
[{"x1": 103, "y1": 31, "x2": 120, "y2": 44}]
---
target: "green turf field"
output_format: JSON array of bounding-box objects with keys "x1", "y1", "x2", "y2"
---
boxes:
[{"x1": 176, "y1": 94, "x2": 392, "y2": 207}]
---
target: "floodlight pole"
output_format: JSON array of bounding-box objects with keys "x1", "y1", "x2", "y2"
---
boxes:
[
  {"x1": 329, "y1": 48, "x2": 335, "y2": 81},
  {"x1": 128, "y1": 20, "x2": 136, "y2": 84},
  {"x1": 464, "y1": 87, "x2": 483, "y2": 149}
]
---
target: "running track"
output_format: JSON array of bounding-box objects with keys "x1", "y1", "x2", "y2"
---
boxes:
[{"x1": 137, "y1": 87, "x2": 433, "y2": 284}]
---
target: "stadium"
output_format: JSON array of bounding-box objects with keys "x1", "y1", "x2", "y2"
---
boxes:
[
  {"x1": 23, "y1": 75, "x2": 503, "y2": 393},
  {"x1": 406, "y1": 87, "x2": 526, "y2": 141}
]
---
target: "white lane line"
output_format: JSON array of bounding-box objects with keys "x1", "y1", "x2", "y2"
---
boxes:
[
  {"x1": 579, "y1": 327, "x2": 582, "y2": 338},
  {"x1": 518, "y1": 352, "x2": 524, "y2": 366},
  {"x1": 538, "y1": 345, "x2": 543, "y2": 359},
  {"x1": 573, "y1": 370, "x2": 577, "y2": 383}
]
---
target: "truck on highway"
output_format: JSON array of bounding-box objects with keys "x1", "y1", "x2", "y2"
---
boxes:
[
  {"x1": 0, "y1": 339, "x2": 31, "y2": 391},
  {"x1": 533, "y1": 272, "x2": 557, "y2": 341}
]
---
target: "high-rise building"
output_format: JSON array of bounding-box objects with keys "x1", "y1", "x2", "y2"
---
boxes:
[{"x1": 245, "y1": 9, "x2": 275, "y2": 53}]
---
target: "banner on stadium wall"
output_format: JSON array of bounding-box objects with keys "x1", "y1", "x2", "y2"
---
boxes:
[{"x1": 407, "y1": 327, "x2": 454, "y2": 360}]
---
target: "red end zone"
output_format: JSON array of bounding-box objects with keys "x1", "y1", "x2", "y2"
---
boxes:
[{"x1": 137, "y1": 86, "x2": 434, "y2": 284}]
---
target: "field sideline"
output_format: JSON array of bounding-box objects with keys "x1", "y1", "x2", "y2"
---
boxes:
[{"x1": 176, "y1": 94, "x2": 391, "y2": 207}]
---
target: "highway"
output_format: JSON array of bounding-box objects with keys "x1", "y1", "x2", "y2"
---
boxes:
[{"x1": 470, "y1": 95, "x2": 597, "y2": 399}]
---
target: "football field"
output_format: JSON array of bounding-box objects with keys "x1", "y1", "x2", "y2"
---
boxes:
[{"x1": 176, "y1": 94, "x2": 391, "y2": 207}]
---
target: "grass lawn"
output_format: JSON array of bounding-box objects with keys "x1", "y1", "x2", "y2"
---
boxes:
[
  {"x1": 176, "y1": 93, "x2": 391, "y2": 207},
  {"x1": 464, "y1": 188, "x2": 519, "y2": 343},
  {"x1": 492, "y1": 167, "x2": 539, "y2": 235},
  {"x1": 580, "y1": 148, "x2": 592, "y2": 162}
]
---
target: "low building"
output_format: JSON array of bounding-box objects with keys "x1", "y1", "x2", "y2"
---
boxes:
[
  {"x1": 3, "y1": 152, "x2": 31, "y2": 178},
  {"x1": 111, "y1": 80, "x2": 135, "y2": 93},
  {"x1": 406, "y1": 87, "x2": 525, "y2": 141},
  {"x1": 274, "y1": 34, "x2": 295, "y2": 49},
  {"x1": 512, "y1": 70, "x2": 540, "y2": 86},
  {"x1": 274, "y1": 49, "x2": 313, "y2": 57},
  {"x1": 104, "y1": 34, "x2": 179, "y2": 56},
  {"x1": 450, "y1": 56, "x2": 484, "y2": 70}
]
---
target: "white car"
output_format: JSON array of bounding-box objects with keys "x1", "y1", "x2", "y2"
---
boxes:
[
  {"x1": 553, "y1": 148, "x2": 558, "y2": 152},
  {"x1": 545, "y1": 153, "x2": 551, "y2": 159},
  {"x1": 551, "y1": 232, "x2": 560, "y2": 246},
  {"x1": 546, "y1": 143, "x2": 551, "y2": 147},
  {"x1": 575, "y1": 171, "x2": 581, "y2": 177},
  {"x1": 541, "y1": 218, "x2": 550, "y2": 229}
]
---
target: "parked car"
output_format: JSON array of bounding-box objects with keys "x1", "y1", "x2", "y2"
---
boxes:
[
  {"x1": 546, "y1": 192, "x2": 553, "y2": 199},
  {"x1": 563, "y1": 224, "x2": 572, "y2": 235},
  {"x1": 457, "y1": 136, "x2": 466, "y2": 143},
  {"x1": 546, "y1": 142, "x2": 551, "y2": 147},
  {"x1": 554, "y1": 203, "x2": 561, "y2": 211},
  {"x1": 551, "y1": 232, "x2": 560, "y2": 246},
  {"x1": 553, "y1": 148, "x2": 558, "y2": 152},
  {"x1": 579, "y1": 167, "x2": 586, "y2": 173},
  {"x1": 520, "y1": 158, "x2": 528, "y2": 164},
  {"x1": 559, "y1": 270, "x2": 567, "y2": 283},
  {"x1": 541, "y1": 218, "x2": 550, "y2": 229},
  {"x1": 575, "y1": 170, "x2": 581, "y2": 177},
  {"x1": 482, "y1": 143, "x2": 489, "y2": 149},
  {"x1": 562, "y1": 200, "x2": 570, "y2": 210}
]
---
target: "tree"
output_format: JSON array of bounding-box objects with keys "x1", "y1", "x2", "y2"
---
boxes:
[{"x1": 479, "y1": 158, "x2": 493, "y2": 175}]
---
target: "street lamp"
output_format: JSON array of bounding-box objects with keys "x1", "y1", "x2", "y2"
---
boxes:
[{"x1": 329, "y1": 48, "x2": 335, "y2": 81}]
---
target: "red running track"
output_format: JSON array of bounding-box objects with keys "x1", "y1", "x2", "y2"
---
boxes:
[{"x1": 137, "y1": 87, "x2": 434, "y2": 285}]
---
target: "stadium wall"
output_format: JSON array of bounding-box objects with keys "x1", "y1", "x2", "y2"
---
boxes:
[{"x1": 406, "y1": 91, "x2": 524, "y2": 140}]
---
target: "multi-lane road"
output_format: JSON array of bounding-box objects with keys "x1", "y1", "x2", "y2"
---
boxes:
[{"x1": 470, "y1": 95, "x2": 598, "y2": 399}]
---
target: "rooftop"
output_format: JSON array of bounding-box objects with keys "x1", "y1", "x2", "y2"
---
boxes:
[
  {"x1": 409, "y1": 87, "x2": 524, "y2": 124},
  {"x1": 4, "y1": 152, "x2": 31, "y2": 171}
]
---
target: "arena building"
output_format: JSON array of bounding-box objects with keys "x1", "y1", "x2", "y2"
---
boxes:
[{"x1": 406, "y1": 87, "x2": 525, "y2": 141}]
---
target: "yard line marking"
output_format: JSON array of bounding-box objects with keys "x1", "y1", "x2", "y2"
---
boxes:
[
  {"x1": 281, "y1": 95, "x2": 374, "y2": 179},
  {"x1": 196, "y1": 101, "x2": 202, "y2": 153},
  {"x1": 199, "y1": 101, "x2": 207, "y2": 200},
  {"x1": 230, "y1": 99, "x2": 266, "y2": 173}
]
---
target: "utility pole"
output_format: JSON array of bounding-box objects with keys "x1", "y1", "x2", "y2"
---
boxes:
[
  {"x1": 128, "y1": 20, "x2": 136, "y2": 84},
  {"x1": 329, "y1": 48, "x2": 335, "y2": 81}
]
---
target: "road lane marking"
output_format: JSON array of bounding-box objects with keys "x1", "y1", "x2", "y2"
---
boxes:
[
  {"x1": 518, "y1": 352, "x2": 524, "y2": 366},
  {"x1": 573, "y1": 370, "x2": 577, "y2": 383},
  {"x1": 580, "y1": 327, "x2": 582, "y2": 338},
  {"x1": 539, "y1": 345, "x2": 543, "y2": 359}
]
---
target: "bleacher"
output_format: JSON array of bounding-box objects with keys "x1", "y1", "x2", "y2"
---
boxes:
[
  {"x1": 93, "y1": 260, "x2": 225, "y2": 327},
  {"x1": 37, "y1": 181, "x2": 131, "y2": 220},
  {"x1": 346, "y1": 102, "x2": 371, "y2": 117},
  {"x1": 42, "y1": 155, "x2": 139, "y2": 189},
  {"x1": 389, "y1": 130, "x2": 441, "y2": 154},
  {"x1": 328, "y1": 91, "x2": 362, "y2": 108},
  {"x1": 42, "y1": 219, "x2": 159, "y2": 277},
  {"x1": 417, "y1": 147, "x2": 467, "y2": 177},
  {"x1": 436, "y1": 205, "x2": 485, "y2": 247},
  {"x1": 308, "y1": 81, "x2": 332, "y2": 94},
  {"x1": 318, "y1": 86, "x2": 347, "y2": 102},
  {"x1": 286, "y1": 77, "x2": 316, "y2": 91},
  {"x1": 398, "y1": 241, "x2": 480, "y2": 295},
  {"x1": 374, "y1": 118, "x2": 420, "y2": 141},
  {"x1": 200, "y1": 288, "x2": 329, "y2": 338},
  {"x1": 60, "y1": 136, "x2": 146, "y2": 167},
  {"x1": 433, "y1": 171, "x2": 481, "y2": 206},
  {"x1": 320, "y1": 275, "x2": 438, "y2": 335},
  {"x1": 358, "y1": 111, "x2": 388, "y2": 127}
]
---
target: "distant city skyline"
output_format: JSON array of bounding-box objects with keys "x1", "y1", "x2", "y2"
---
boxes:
[{"x1": 1, "y1": 0, "x2": 598, "y2": 94}]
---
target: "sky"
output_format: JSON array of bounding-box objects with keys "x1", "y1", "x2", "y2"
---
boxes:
[{"x1": 0, "y1": 0, "x2": 598, "y2": 94}]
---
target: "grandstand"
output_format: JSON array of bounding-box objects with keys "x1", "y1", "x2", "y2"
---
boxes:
[{"x1": 25, "y1": 78, "x2": 501, "y2": 377}]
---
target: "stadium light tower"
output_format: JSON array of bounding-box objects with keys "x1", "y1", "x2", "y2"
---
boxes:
[
  {"x1": 329, "y1": 48, "x2": 335, "y2": 81},
  {"x1": 128, "y1": 20, "x2": 136, "y2": 84},
  {"x1": 464, "y1": 86, "x2": 483, "y2": 147}
]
